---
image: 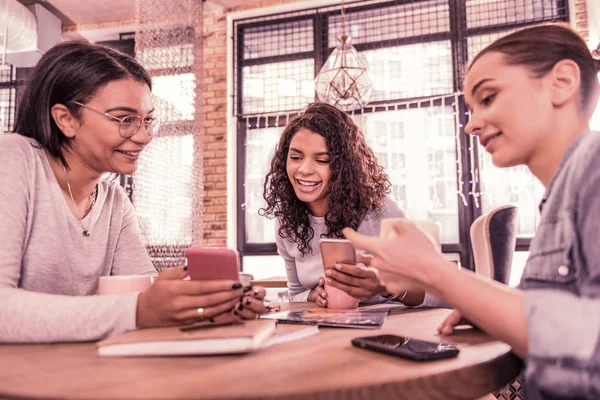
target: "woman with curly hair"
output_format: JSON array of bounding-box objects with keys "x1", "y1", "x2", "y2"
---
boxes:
[{"x1": 261, "y1": 102, "x2": 424, "y2": 307}]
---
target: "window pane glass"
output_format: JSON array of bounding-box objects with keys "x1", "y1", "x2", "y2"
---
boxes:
[
  {"x1": 134, "y1": 135, "x2": 194, "y2": 246},
  {"x1": 242, "y1": 59, "x2": 314, "y2": 114},
  {"x1": 362, "y1": 41, "x2": 453, "y2": 102},
  {"x1": 245, "y1": 126, "x2": 282, "y2": 243},
  {"x1": 466, "y1": 0, "x2": 563, "y2": 29},
  {"x1": 509, "y1": 251, "x2": 530, "y2": 287},
  {"x1": 0, "y1": 87, "x2": 15, "y2": 133},
  {"x1": 467, "y1": 29, "x2": 516, "y2": 62},
  {"x1": 479, "y1": 149, "x2": 544, "y2": 237},
  {"x1": 328, "y1": 0, "x2": 450, "y2": 48},
  {"x1": 353, "y1": 106, "x2": 459, "y2": 243},
  {"x1": 244, "y1": 19, "x2": 313, "y2": 60}
]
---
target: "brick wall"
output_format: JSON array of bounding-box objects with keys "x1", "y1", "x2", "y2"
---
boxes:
[
  {"x1": 201, "y1": 0, "x2": 305, "y2": 247},
  {"x1": 201, "y1": 0, "x2": 590, "y2": 247},
  {"x1": 574, "y1": 0, "x2": 589, "y2": 40}
]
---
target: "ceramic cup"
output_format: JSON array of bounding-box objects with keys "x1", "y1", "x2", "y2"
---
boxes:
[
  {"x1": 97, "y1": 275, "x2": 155, "y2": 295},
  {"x1": 324, "y1": 282, "x2": 359, "y2": 309}
]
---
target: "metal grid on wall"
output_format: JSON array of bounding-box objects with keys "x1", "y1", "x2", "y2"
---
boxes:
[
  {"x1": 233, "y1": 0, "x2": 569, "y2": 269},
  {"x1": 0, "y1": 65, "x2": 16, "y2": 133}
]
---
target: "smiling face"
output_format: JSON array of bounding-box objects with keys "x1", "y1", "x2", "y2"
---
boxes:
[
  {"x1": 286, "y1": 127, "x2": 332, "y2": 216},
  {"x1": 69, "y1": 78, "x2": 154, "y2": 175},
  {"x1": 464, "y1": 51, "x2": 555, "y2": 168}
]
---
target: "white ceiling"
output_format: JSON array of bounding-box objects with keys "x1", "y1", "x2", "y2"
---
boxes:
[{"x1": 17, "y1": 0, "x2": 269, "y2": 26}]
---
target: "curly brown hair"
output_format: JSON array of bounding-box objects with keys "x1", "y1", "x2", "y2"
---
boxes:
[{"x1": 259, "y1": 102, "x2": 391, "y2": 255}]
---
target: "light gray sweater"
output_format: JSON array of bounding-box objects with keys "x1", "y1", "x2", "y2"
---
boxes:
[
  {"x1": 0, "y1": 134, "x2": 157, "y2": 343},
  {"x1": 276, "y1": 195, "x2": 406, "y2": 302}
]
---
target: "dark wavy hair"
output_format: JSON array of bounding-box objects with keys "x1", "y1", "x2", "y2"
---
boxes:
[
  {"x1": 260, "y1": 102, "x2": 391, "y2": 255},
  {"x1": 14, "y1": 40, "x2": 152, "y2": 168}
]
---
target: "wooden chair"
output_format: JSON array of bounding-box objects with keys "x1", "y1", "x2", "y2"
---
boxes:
[{"x1": 470, "y1": 204, "x2": 522, "y2": 400}]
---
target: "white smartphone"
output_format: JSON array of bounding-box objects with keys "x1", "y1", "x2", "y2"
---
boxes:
[{"x1": 319, "y1": 238, "x2": 356, "y2": 272}]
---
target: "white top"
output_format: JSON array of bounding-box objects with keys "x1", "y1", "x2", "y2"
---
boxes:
[
  {"x1": 0, "y1": 134, "x2": 157, "y2": 343},
  {"x1": 276, "y1": 195, "x2": 406, "y2": 302}
]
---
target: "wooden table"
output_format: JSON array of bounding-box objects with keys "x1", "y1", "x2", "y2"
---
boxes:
[
  {"x1": 0, "y1": 305, "x2": 521, "y2": 400},
  {"x1": 251, "y1": 275, "x2": 288, "y2": 288}
]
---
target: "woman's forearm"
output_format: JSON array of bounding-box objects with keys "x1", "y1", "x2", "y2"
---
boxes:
[{"x1": 426, "y1": 261, "x2": 528, "y2": 358}]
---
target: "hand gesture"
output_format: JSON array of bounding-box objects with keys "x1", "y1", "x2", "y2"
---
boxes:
[
  {"x1": 343, "y1": 220, "x2": 447, "y2": 294},
  {"x1": 324, "y1": 253, "x2": 385, "y2": 301},
  {"x1": 308, "y1": 277, "x2": 328, "y2": 307},
  {"x1": 136, "y1": 266, "x2": 244, "y2": 328}
]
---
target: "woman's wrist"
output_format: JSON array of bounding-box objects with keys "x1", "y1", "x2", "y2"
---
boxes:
[{"x1": 423, "y1": 257, "x2": 460, "y2": 298}]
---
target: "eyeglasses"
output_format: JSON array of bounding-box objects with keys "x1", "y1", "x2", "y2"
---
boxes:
[{"x1": 73, "y1": 101, "x2": 160, "y2": 139}]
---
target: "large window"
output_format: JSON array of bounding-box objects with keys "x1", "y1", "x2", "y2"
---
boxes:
[{"x1": 234, "y1": 0, "x2": 569, "y2": 273}]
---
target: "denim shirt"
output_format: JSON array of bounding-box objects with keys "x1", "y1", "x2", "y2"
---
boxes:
[{"x1": 519, "y1": 130, "x2": 600, "y2": 399}]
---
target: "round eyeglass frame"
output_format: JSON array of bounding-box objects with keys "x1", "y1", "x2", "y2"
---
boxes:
[{"x1": 72, "y1": 101, "x2": 160, "y2": 139}]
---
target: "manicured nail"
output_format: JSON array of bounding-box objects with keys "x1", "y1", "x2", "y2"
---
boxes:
[
  {"x1": 253, "y1": 288, "x2": 260, "y2": 297},
  {"x1": 238, "y1": 304, "x2": 244, "y2": 311},
  {"x1": 325, "y1": 269, "x2": 333, "y2": 277},
  {"x1": 243, "y1": 285, "x2": 253, "y2": 293},
  {"x1": 209, "y1": 318, "x2": 215, "y2": 323},
  {"x1": 232, "y1": 283, "x2": 242, "y2": 289},
  {"x1": 233, "y1": 309, "x2": 239, "y2": 316},
  {"x1": 335, "y1": 264, "x2": 342, "y2": 270},
  {"x1": 326, "y1": 278, "x2": 333, "y2": 285},
  {"x1": 245, "y1": 298, "x2": 252, "y2": 305},
  {"x1": 183, "y1": 265, "x2": 188, "y2": 272}
]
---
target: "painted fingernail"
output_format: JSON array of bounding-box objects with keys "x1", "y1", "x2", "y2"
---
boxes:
[
  {"x1": 238, "y1": 304, "x2": 244, "y2": 311},
  {"x1": 245, "y1": 298, "x2": 252, "y2": 305},
  {"x1": 209, "y1": 317, "x2": 215, "y2": 323},
  {"x1": 232, "y1": 283, "x2": 242, "y2": 289},
  {"x1": 233, "y1": 309, "x2": 239, "y2": 316},
  {"x1": 253, "y1": 288, "x2": 260, "y2": 297},
  {"x1": 240, "y1": 296, "x2": 245, "y2": 302},
  {"x1": 243, "y1": 285, "x2": 253, "y2": 293},
  {"x1": 183, "y1": 265, "x2": 188, "y2": 272}
]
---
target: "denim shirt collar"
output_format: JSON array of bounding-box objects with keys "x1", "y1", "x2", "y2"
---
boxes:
[{"x1": 539, "y1": 130, "x2": 591, "y2": 213}]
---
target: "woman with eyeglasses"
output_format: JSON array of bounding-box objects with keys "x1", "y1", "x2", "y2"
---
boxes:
[{"x1": 0, "y1": 41, "x2": 266, "y2": 343}]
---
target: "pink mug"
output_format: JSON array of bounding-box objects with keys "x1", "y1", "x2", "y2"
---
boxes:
[
  {"x1": 324, "y1": 282, "x2": 359, "y2": 309},
  {"x1": 97, "y1": 275, "x2": 155, "y2": 295}
]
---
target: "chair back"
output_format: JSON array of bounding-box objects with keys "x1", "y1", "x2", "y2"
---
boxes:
[{"x1": 470, "y1": 205, "x2": 518, "y2": 284}]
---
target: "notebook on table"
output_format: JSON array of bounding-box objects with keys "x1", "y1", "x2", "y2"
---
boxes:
[{"x1": 97, "y1": 319, "x2": 277, "y2": 357}]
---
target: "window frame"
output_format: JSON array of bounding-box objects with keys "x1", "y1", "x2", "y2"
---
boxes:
[{"x1": 233, "y1": 0, "x2": 570, "y2": 270}]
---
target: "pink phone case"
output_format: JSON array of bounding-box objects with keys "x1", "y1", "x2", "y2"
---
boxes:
[
  {"x1": 185, "y1": 247, "x2": 240, "y2": 281},
  {"x1": 319, "y1": 239, "x2": 356, "y2": 271}
]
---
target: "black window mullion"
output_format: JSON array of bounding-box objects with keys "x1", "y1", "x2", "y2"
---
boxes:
[
  {"x1": 236, "y1": 117, "x2": 248, "y2": 270},
  {"x1": 448, "y1": 0, "x2": 475, "y2": 271}
]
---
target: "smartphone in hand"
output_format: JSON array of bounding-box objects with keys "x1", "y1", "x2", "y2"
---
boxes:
[
  {"x1": 352, "y1": 334, "x2": 459, "y2": 361},
  {"x1": 319, "y1": 238, "x2": 356, "y2": 272},
  {"x1": 185, "y1": 247, "x2": 240, "y2": 281}
]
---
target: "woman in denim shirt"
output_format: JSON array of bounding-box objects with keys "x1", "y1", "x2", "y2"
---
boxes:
[{"x1": 344, "y1": 24, "x2": 600, "y2": 399}]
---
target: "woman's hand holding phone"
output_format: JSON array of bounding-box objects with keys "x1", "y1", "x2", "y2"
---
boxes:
[
  {"x1": 230, "y1": 285, "x2": 268, "y2": 320},
  {"x1": 325, "y1": 253, "x2": 386, "y2": 301},
  {"x1": 308, "y1": 277, "x2": 328, "y2": 307},
  {"x1": 136, "y1": 266, "x2": 246, "y2": 328}
]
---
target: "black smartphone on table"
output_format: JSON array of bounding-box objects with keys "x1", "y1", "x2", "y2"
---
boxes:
[{"x1": 351, "y1": 334, "x2": 459, "y2": 361}]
